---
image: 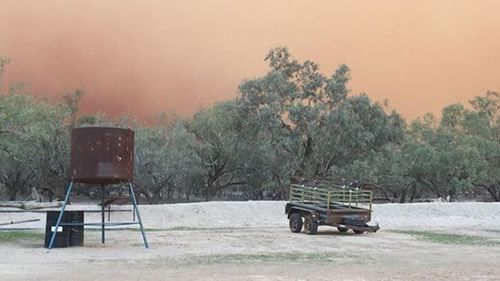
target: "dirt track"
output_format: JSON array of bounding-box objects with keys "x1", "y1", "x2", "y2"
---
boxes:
[{"x1": 2, "y1": 226, "x2": 500, "y2": 281}]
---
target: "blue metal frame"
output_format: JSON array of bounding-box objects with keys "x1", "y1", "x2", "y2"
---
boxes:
[
  {"x1": 129, "y1": 182, "x2": 149, "y2": 248},
  {"x1": 47, "y1": 181, "x2": 74, "y2": 249},
  {"x1": 47, "y1": 181, "x2": 149, "y2": 249}
]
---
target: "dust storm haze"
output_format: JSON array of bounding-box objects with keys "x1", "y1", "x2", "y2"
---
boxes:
[{"x1": 1, "y1": 0, "x2": 499, "y2": 121}]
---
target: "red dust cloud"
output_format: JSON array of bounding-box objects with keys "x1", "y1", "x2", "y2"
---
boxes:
[{"x1": 1, "y1": 1, "x2": 500, "y2": 121}]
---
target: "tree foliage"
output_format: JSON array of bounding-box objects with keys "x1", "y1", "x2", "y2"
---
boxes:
[{"x1": 1, "y1": 50, "x2": 499, "y2": 202}]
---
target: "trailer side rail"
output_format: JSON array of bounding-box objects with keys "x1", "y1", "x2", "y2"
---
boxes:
[{"x1": 289, "y1": 184, "x2": 373, "y2": 212}]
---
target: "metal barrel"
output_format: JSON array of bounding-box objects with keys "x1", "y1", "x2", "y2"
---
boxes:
[
  {"x1": 69, "y1": 211, "x2": 84, "y2": 247},
  {"x1": 70, "y1": 127, "x2": 134, "y2": 184},
  {"x1": 44, "y1": 211, "x2": 71, "y2": 248}
]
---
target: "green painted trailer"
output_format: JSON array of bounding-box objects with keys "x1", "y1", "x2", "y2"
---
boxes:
[{"x1": 285, "y1": 184, "x2": 379, "y2": 234}]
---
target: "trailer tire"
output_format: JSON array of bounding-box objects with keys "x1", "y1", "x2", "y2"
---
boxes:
[
  {"x1": 304, "y1": 216, "x2": 318, "y2": 235},
  {"x1": 337, "y1": 226, "x2": 348, "y2": 233},
  {"x1": 353, "y1": 229, "x2": 365, "y2": 234},
  {"x1": 289, "y1": 213, "x2": 303, "y2": 233}
]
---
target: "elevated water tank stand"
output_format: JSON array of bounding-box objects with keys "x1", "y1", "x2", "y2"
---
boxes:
[{"x1": 47, "y1": 181, "x2": 149, "y2": 249}]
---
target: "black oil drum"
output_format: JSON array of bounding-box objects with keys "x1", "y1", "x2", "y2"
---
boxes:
[
  {"x1": 69, "y1": 211, "x2": 84, "y2": 247},
  {"x1": 44, "y1": 211, "x2": 85, "y2": 248},
  {"x1": 70, "y1": 127, "x2": 134, "y2": 184},
  {"x1": 44, "y1": 211, "x2": 71, "y2": 248}
]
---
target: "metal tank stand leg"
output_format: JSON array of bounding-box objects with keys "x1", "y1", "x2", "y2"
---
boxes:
[
  {"x1": 101, "y1": 184, "x2": 105, "y2": 244},
  {"x1": 128, "y1": 182, "x2": 149, "y2": 248},
  {"x1": 48, "y1": 181, "x2": 74, "y2": 250},
  {"x1": 130, "y1": 189, "x2": 136, "y2": 222}
]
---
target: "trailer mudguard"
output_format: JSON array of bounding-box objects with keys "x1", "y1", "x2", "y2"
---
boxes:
[{"x1": 285, "y1": 203, "x2": 319, "y2": 219}]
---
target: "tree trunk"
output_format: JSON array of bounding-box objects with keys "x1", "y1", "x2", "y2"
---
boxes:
[
  {"x1": 484, "y1": 185, "x2": 500, "y2": 202},
  {"x1": 185, "y1": 185, "x2": 191, "y2": 201},
  {"x1": 205, "y1": 180, "x2": 214, "y2": 201},
  {"x1": 8, "y1": 184, "x2": 18, "y2": 201},
  {"x1": 399, "y1": 187, "x2": 408, "y2": 203},
  {"x1": 409, "y1": 184, "x2": 417, "y2": 203},
  {"x1": 272, "y1": 172, "x2": 288, "y2": 200}
]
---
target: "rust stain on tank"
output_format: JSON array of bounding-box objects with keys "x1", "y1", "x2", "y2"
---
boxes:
[{"x1": 70, "y1": 127, "x2": 134, "y2": 184}]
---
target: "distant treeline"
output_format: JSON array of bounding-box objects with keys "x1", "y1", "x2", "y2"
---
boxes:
[{"x1": 1, "y1": 48, "x2": 499, "y2": 203}]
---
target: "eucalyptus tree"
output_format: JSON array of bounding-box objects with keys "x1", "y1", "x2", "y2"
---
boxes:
[
  {"x1": 165, "y1": 120, "x2": 206, "y2": 200},
  {"x1": 132, "y1": 116, "x2": 209, "y2": 203},
  {"x1": 434, "y1": 92, "x2": 500, "y2": 201},
  {"x1": 406, "y1": 94, "x2": 500, "y2": 201},
  {"x1": 463, "y1": 136, "x2": 500, "y2": 201},
  {"x1": 336, "y1": 141, "x2": 415, "y2": 203},
  {"x1": 237, "y1": 47, "x2": 404, "y2": 197},
  {"x1": 237, "y1": 47, "x2": 351, "y2": 193},
  {"x1": 465, "y1": 92, "x2": 500, "y2": 200},
  {"x1": 314, "y1": 95, "x2": 405, "y2": 177},
  {"x1": 0, "y1": 61, "x2": 86, "y2": 201},
  {"x1": 0, "y1": 93, "x2": 71, "y2": 200},
  {"x1": 186, "y1": 101, "x2": 255, "y2": 200},
  {"x1": 411, "y1": 133, "x2": 482, "y2": 201},
  {"x1": 132, "y1": 121, "x2": 175, "y2": 203}
]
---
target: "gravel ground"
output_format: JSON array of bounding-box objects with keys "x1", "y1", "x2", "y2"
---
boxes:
[{"x1": 1, "y1": 201, "x2": 500, "y2": 280}]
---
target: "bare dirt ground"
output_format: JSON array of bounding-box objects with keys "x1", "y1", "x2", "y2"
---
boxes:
[{"x1": 1, "y1": 202, "x2": 500, "y2": 281}]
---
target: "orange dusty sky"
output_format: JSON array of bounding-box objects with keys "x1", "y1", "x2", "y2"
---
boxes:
[{"x1": 1, "y1": 0, "x2": 499, "y2": 122}]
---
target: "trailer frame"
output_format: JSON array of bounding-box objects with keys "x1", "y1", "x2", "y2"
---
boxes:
[{"x1": 285, "y1": 184, "x2": 379, "y2": 234}]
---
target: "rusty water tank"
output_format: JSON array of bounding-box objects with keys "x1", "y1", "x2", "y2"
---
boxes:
[{"x1": 70, "y1": 127, "x2": 134, "y2": 184}]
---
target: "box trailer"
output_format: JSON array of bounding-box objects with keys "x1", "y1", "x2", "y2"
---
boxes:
[{"x1": 285, "y1": 184, "x2": 379, "y2": 234}]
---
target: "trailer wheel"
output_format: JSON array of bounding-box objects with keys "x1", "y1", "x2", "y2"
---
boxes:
[
  {"x1": 337, "y1": 227, "x2": 348, "y2": 233},
  {"x1": 304, "y1": 216, "x2": 318, "y2": 234},
  {"x1": 289, "y1": 213, "x2": 303, "y2": 233},
  {"x1": 353, "y1": 229, "x2": 365, "y2": 234}
]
